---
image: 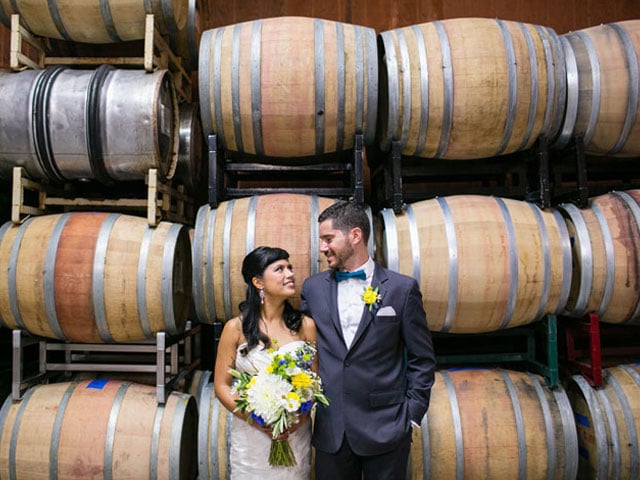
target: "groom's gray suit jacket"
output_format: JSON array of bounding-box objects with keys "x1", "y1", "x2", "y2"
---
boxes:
[{"x1": 301, "y1": 262, "x2": 436, "y2": 455}]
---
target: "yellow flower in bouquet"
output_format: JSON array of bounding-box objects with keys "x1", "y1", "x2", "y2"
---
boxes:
[
  {"x1": 291, "y1": 372, "x2": 312, "y2": 389},
  {"x1": 229, "y1": 342, "x2": 329, "y2": 467}
]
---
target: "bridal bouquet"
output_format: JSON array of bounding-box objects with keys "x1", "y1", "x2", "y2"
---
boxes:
[{"x1": 229, "y1": 341, "x2": 330, "y2": 467}]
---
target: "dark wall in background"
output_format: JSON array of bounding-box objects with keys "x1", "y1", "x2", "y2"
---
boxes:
[
  {"x1": 1, "y1": 26, "x2": 7, "y2": 68},
  {"x1": 205, "y1": 0, "x2": 639, "y2": 34},
  {"x1": 2, "y1": 0, "x2": 640, "y2": 69}
]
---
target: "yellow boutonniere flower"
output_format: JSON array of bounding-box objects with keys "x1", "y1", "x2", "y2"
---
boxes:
[{"x1": 361, "y1": 285, "x2": 382, "y2": 311}]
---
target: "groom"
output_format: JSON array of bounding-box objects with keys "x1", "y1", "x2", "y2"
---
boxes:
[{"x1": 301, "y1": 201, "x2": 436, "y2": 479}]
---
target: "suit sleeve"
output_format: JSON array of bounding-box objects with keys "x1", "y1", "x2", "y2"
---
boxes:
[
  {"x1": 403, "y1": 279, "x2": 436, "y2": 424},
  {"x1": 300, "y1": 280, "x2": 311, "y2": 317}
]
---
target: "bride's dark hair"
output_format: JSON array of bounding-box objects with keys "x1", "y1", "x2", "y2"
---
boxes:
[{"x1": 239, "y1": 246, "x2": 302, "y2": 354}]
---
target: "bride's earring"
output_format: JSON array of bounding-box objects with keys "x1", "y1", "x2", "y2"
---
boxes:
[{"x1": 259, "y1": 288, "x2": 265, "y2": 305}]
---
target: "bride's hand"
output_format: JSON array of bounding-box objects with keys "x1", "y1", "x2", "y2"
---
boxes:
[
  {"x1": 272, "y1": 430, "x2": 290, "y2": 442},
  {"x1": 268, "y1": 414, "x2": 309, "y2": 441},
  {"x1": 285, "y1": 413, "x2": 310, "y2": 435},
  {"x1": 254, "y1": 423, "x2": 274, "y2": 438}
]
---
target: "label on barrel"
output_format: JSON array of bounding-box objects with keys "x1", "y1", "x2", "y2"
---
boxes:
[{"x1": 87, "y1": 378, "x2": 109, "y2": 389}]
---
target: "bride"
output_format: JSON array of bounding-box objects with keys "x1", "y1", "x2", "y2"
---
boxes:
[{"x1": 214, "y1": 246, "x2": 318, "y2": 479}]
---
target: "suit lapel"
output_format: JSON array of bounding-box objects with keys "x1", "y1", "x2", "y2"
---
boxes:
[
  {"x1": 348, "y1": 264, "x2": 389, "y2": 351},
  {"x1": 325, "y1": 274, "x2": 347, "y2": 349}
]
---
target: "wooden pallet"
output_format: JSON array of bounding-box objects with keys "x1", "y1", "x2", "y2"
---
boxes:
[
  {"x1": 10, "y1": 14, "x2": 192, "y2": 102},
  {"x1": 12, "y1": 167, "x2": 194, "y2": 227}
]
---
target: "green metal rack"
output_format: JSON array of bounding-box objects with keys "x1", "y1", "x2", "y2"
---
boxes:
[{"x1": 432, "y1": 315, "x2": 559, "y2": 388}]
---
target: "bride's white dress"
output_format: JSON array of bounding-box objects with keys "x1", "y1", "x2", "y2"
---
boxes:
[{"x1": 230, "y1": 340, "x2": 312, "y2": 479}]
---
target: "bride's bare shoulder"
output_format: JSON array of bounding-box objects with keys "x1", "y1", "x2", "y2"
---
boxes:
[
  {"x1": 221, "y1": 316, "x2": 243, "y2": 339},
  {"x1": 300, "y1": 314, "x2": 317, "y2": 341}
]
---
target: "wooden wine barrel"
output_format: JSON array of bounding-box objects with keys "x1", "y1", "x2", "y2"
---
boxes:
[
  {"x1": 376, "y1": 195, "x2": 572, "y2": 333},
  {"x1": 175, "y1": 102, "x2": 206, "y2": 197},
  {"x1": 0, "y1": 66, "x2": 178, "y2": 184},
  {"x1": 192, "y1": 194, "x2": 337, "y2": 323},
  {"x1": 0, "y1": 380, "x2": 197, "y2": 479},
  {"x1": 556, "y1": 20, "x2": 640, "y2": 156},
  {"x1": 377, "y1": 17, "x2": 566, "y2": 159},
  {"x1": 558, "y1": 190, "x2": 640, "y2": 324},
  {"x1": 197, "y1": 383, "x2": 232, "y2": 480},
  {"x1": 409, "y1": 368, "x2": 578, "y2": 479},
  {"x1": 187, "y1": 369, "x2": 212, "y2": 409},
  {"x1": 170, "y1": 0, "x2": 202, "y2": 71},
  {"x1": 0, "y1": 212, "x2": 192, "y2": 342},
  {"x1": 198, "y1": 16, "x2": 378, "y2": 158},
  {"x1": 567, "y1": 363, "x2": 640, "y2": 479},
  {"x1": 0, "y1": 0, "x2": 187, "y2": 43}
]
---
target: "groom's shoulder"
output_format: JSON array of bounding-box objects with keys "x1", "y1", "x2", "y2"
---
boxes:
[
  {"x1": 377, "y1": 263, "x2": 417, "y2": 288},
  {"x1": 303, "y1": 269, "x2": 332, "y2": 286}
]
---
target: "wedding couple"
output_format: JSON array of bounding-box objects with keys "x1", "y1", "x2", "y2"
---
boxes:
[{"x1": 214, "y1": 201, "x2": 436, "y2": 479}]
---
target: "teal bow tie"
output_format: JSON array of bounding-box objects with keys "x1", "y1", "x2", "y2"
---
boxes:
[{"x1": 335, "y1": 269, "x2": 366, "y2": 282}]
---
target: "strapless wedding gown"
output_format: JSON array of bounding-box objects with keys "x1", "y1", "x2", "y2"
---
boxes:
[{"x1": 229, "y1": 340, "x2": 312, "y2": 479}]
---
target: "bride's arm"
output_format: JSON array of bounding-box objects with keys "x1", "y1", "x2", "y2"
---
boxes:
[
  {"x1": 213, "y1": 317, "x2": 273, "y2": 437},
  {"x1": 302, "y1": 315, "x2": 319, "y2": 373},
  {"x1": 213, "y1": 317, "x2": 244, "y2": 416}
]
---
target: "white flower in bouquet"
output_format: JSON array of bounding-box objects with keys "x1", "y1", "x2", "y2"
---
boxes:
[
  {"x1": 245, "y1": 373, "x2": 293, "y2": 425},
  {"x1": 230, "y1": 342, "x2": 330, "y2": 467}
]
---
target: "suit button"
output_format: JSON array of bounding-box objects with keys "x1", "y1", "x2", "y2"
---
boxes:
[{"x1": 345, "y1": 361, "x2": 350, "y2": 367}]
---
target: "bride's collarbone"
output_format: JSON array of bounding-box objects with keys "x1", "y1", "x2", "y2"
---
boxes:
[
  {"x1": 238, "y1": 333, "x2": 307, "y2": 351},
  {"x1": 262, "y1": 333, "x2": 307, "y2": 349},
  {"x1": 260, "y1": 321, "x2": 305, "y2": 347}
]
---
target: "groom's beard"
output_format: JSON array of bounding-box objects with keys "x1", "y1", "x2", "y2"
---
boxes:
[{"x1": 327, "y1": 242, "x2": 355, "y2": 271}]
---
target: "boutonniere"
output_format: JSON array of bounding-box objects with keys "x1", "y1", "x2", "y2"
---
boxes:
[{"x1": 361, "y1": 285, "x2": 382, "y2": 312}]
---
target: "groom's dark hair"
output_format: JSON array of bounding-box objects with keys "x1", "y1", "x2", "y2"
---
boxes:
[{"x1": 318, "y1": 201, "x2": 370, "y2": 243}]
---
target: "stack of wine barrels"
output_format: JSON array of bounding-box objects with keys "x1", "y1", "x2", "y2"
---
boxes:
[
  {"x1": 375, "y1": 18, "x2": 640, "y2": 160},
  {"x1": 190, "y1": 367, "x2": 578, "y2": 480},
  {"x1": 1, "y1": 5, "x2": 640, "y2": 478},
  {"x1": 0, "y1": 0, "x2": 206, "y2": 197},
  {"x1": 372, "y1": 19, "x2": 640, "y2": 480},
  {"x1": 0, "y1": 3, "x2": 204, "y2": 478},
  {"x1": 186, "y1": 14, "x2": 640, "y2": 480}
]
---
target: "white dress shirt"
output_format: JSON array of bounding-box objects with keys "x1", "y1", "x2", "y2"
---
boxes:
[{"x1": 337, "y1": 257, "x2": 374, "y2": 348}]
